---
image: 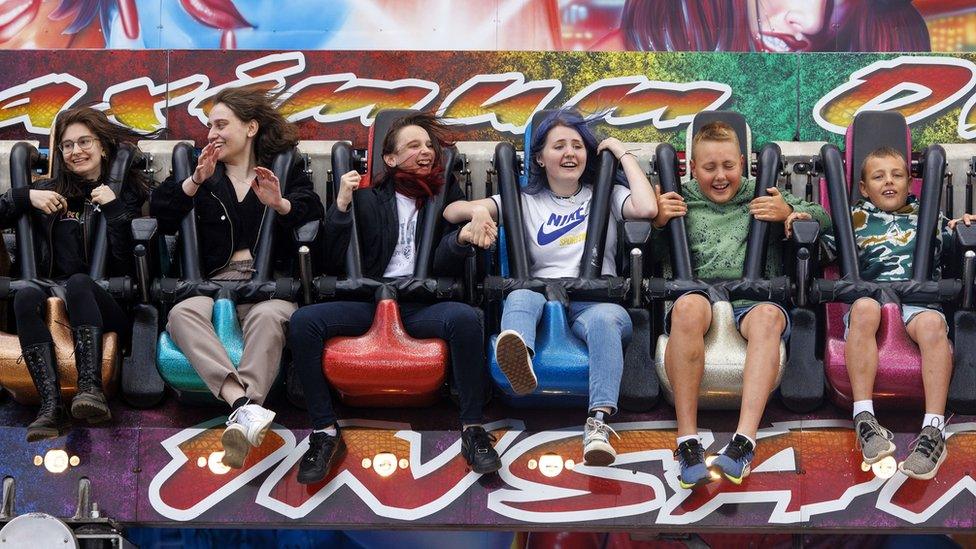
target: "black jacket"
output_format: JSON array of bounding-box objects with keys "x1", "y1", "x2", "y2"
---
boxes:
[
  {"x1": 322, "y1": 178, "x2": 473, "y2": 278},
  {"x1": 150, "y1": 161, "x2": 324, "y2": 277},
  {"x1": 0, "y1": 178, "x2": 145, "y2": 278}
]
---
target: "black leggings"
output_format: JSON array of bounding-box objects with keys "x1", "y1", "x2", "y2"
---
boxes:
[{"x1": 14, "y1": 273, "x2": 130, "y2": 348}]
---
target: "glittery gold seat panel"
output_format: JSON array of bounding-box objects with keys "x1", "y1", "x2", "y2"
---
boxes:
[
  {"x1": 655, "y1": 301, "x2": 786, "y2": 410},
  {"x1": 0, "y1": 297, "x2": 118, "y2": 405}
]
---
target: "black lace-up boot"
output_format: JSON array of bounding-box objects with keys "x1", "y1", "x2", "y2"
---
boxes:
[
  {"x1": 70, "y1": 325, "x2": 111, "y2": 423},
  {"x1": 23, "y1": 342, "x2": 69, "y2": 442}
]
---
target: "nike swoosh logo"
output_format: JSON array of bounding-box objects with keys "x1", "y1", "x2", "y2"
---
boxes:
[{"x1": 537, "y1": 216, "x2": 587, "y2": 245}]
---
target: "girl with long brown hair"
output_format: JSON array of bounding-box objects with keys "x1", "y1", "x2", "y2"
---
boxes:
[
  {"x1": 150, "y1": 87, "x2": 323, "y2": 469},
  {"x1": 9, "y1": 106, "x2": 150, "y2": 442}
]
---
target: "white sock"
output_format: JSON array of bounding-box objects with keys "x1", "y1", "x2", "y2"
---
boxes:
[
  {"x1": 314, "y1": 426, "x2": 337, "y2": 436},
  {"x1": 733, "y1": 433, "x2": 756, "y2": 449},
  {"x1": 676, "y1": 434, "x2": 699, "y2": 446},
  {"x1": 923, "y1": 413, "x2": 945, "y2": 432},
  {"x1": 852, "y1": 400, "x2": 875, "y2": 420}
]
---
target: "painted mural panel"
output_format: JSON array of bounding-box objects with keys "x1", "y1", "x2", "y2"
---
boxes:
[
  {"x1": 797, "y1": 53, "x2": 976, "y2": 146},
  {"x1": 0, "y1": 50, "x2": 798, "y2": 149},
  {"x1": 0, "y1": 1, "x2": 972, "y2": 53}
]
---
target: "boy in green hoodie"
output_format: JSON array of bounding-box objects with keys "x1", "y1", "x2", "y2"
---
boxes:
[
  {"x1": 656, "y1": 121, "x2": 830, "y2": 489},
  {"x1": 836, "y1": 146, "x2": 973, "y2": 481}
]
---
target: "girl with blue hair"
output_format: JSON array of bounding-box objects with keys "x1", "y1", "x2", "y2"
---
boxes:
[{"x1": 444, "y1": 108, "x2": 657, "y2": 465}]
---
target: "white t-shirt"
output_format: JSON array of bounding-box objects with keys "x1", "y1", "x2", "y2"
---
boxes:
[
  {"x1": 383, "y1": 192, "x2": 420, "y2": 277},
  {"x1": 491, "y1": 185, "x2": 631, "y2": 278}
]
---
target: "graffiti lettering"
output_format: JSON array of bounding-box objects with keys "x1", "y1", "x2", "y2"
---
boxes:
[
  {"x1": 185, "y1": 51, "x2": 307, "y2": 123},
  {"x1": 0, "y1": 73, "x2": 86, "y2": 134},
  {"x1": 147, "y1": 417, "x2": 296, "y2": 522},
  {"x1": 564, "y1": 76, "x2": 731, "y2": 129},
  {"x1": 436, "y1": 73, "x2": 561, "y2": 133},
  {"x1": 144, "y1": 417, "x2": 976, "y2": 527},
  {"x1": 279, "y1": 74, "x2": 439, "y2": 126},
  {"x1": 255, "y1": 419, "x2": 521, "y2": 520},
  {"x1": 488, "y1": 421, "x2": 672, "y2": 523},
  {"x1": 876, "y1": 422, "x2": 976, "y2": 524},
  {"x1": 814, "y1": 56, "x2": 976, "y2": 135},
  {"x1": 659, "y1": 420, "x2": 885, "y2": 524},
  {"x1": 98, "y1": 75, "x2": 209, "y2": 133}
]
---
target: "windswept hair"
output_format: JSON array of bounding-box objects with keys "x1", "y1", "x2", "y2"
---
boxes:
[
  {"x1": 379, "y1": 111, "x2": 454, "y2": 175},
  {"x1": 210, "y1": 87, "x2": 299, "y2": 167},
  {"x1": 524, "y1": 109, "x2": 626, "y2": 195},
  {"x1": 51, "y1": 106, "x2": 154, "y2": 198}
]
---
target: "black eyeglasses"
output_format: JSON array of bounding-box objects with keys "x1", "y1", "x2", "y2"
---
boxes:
[{"x1": 59, "y1": 136, "x2": 98, "y2": 154}]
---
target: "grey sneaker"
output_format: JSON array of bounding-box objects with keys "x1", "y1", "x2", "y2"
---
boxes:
[
  {"x1": 583, "y1": 417, "x2": 619, "y2": 466},
  {"x1": 899, "y1": 426, "x2": 947, "y2": 480},
  {"x1": 495, "y1": 330, "x2": 537, "y2": 395},
  {"x1": 854, "y1": 411, "x2": 896, "y2": 464}
]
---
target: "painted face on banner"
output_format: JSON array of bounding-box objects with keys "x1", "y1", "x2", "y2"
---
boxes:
[{"x1": 748, "y1": 0, "x2": 830, "y2": 52}]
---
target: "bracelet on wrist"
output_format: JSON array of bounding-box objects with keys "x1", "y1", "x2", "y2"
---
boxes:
[{"x1": 190, "y1": 175, "x2": 203, "y2": 186}]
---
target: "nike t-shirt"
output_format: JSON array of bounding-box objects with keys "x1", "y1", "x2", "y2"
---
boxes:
[
  {"x1": 383, "y1": 192, "x2": 419, "y2": 277},
  {"x1": 490, "y1": 184, "x2": 630, "y2": 278}
]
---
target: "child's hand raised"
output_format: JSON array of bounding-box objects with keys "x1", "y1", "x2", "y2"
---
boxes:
[
  {"x1": 948, "y1": 213, "x2": 976, "y2": 231},
  {"x1": 784, "y1": 211, "x2": 812, "y2": 238},
  {"x1": 750, "y1": 187, "x2": 793, "y2": 222},
  {"x1": 652, "y1": 184, "x2": 686, "y2": 228}
]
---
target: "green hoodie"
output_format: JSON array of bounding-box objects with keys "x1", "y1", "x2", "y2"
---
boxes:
[{"x1": 657, "y1": 178, "x2": 831, "y2": 303}]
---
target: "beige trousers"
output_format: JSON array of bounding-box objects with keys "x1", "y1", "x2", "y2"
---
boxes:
[{"x1": 165, "y1": 261, "x2": 297, "y2": 404}]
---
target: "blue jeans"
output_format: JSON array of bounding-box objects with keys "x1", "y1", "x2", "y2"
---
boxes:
[{"x1": 500, "y1": 289, "x2": 632, "y2": 414}]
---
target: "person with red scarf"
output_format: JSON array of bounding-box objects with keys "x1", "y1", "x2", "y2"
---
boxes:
[{"x1": 288, "y1": 112, "x2": 501, "y2": 484}]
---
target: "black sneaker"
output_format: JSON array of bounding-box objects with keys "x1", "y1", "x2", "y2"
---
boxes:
[
  {"x1": 297, "y1": 430, "x2": 346, "y2": 485},
  {"x1": 461, "y1": 426, "x2": 502, "y2": 474}
]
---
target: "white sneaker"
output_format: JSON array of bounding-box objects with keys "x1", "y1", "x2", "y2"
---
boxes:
[
  {"x1": 221, "y1": 403, "x2": 276, "y2": 469},
  {"x1": 583, "y1": 416, "x2": 619, "y2": 466},
  {"x1": 494, "y1": 330, "x2": 537, "y2": 395}
]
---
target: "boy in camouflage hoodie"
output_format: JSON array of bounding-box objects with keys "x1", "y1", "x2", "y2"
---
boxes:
[
  {"x1": 655, "y1": 121, "x2": 830, "y2": 489},
  {"x1": 837, "y1": 146, "x2": 974, "y2": 480}
]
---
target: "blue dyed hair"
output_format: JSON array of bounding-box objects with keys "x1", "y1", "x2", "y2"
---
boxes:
[{"x1": 523, "y1": 108, "x2": 627, "y2": 195}]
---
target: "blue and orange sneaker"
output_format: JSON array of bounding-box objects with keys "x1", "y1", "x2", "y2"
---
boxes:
[
  {"x1": 711, "y1": 434, "x2": 755, "y2": 484},
  {"x1": 674, "y1": 438, "x2": 711, "y2": 489}
]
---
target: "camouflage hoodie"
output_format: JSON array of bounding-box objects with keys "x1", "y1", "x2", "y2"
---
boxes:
[{"x1": 824, "y1": 195, "x2": 950, "y2": 282}]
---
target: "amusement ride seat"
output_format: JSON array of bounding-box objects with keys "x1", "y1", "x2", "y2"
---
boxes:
[
  {"x1": 652, "y1": 111, "x2": 804, "y2": 410},
  {"x1": 312, "y1": 109, "x2": 472, "y2": 407},
  {"x1": 485, "y1": 109, "x2": 657, "y2": 410},
  {"x1": 155, "y1": 143, "x2": 305, "y2": 403},
  {"x1": 816, "y1": 111, "x2": 976, "y2": 411},
  {"x1": 0, "y1": 140, "x2": 164, "y2": 407}
]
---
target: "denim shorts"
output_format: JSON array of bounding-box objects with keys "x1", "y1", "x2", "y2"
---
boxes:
[
  {"x1": 664, "y1": 293, "x2": 791, "y2": 341},
  {"x1": 842, "y1": 303, "x2": 947, "y2": 338}
]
